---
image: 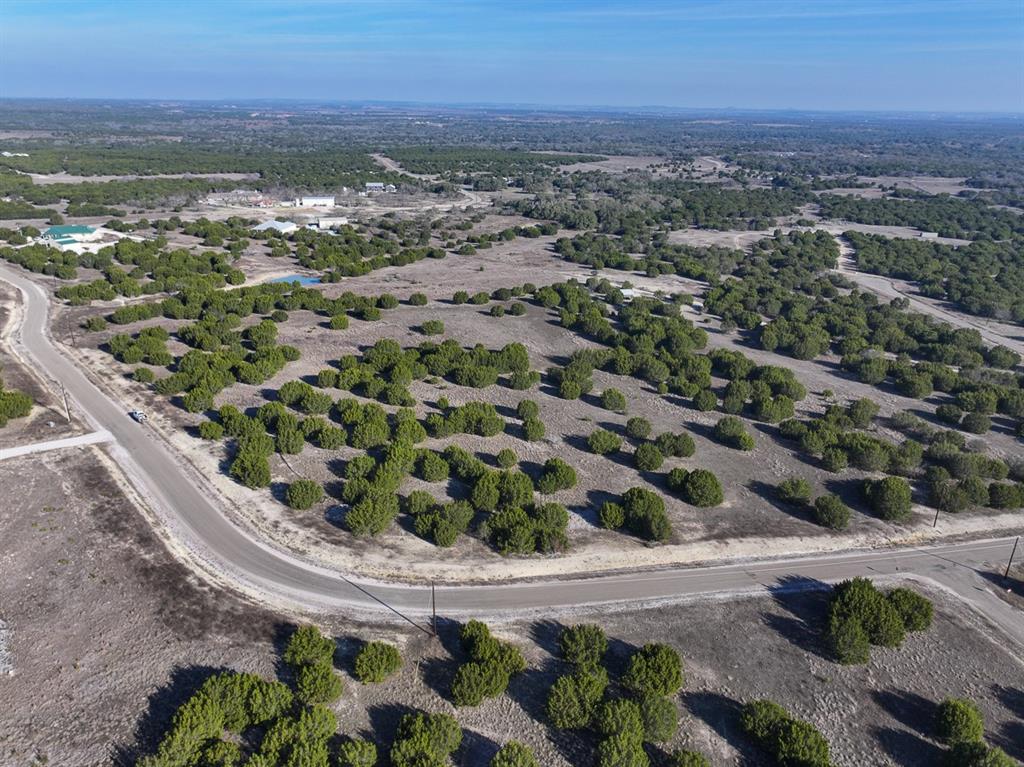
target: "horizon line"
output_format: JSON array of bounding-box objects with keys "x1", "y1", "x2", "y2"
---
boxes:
[{"x1": 1, "y1": 96, "x2": 1022, "y2": 119}]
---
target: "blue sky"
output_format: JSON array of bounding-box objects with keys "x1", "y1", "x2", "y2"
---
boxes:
[{"x1": 2, "y1": 0, "x2": 1022, "y2": 112}]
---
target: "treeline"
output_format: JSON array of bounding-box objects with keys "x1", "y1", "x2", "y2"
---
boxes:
[
  {"x1": 384, "y1": 147, "x2": 601, "y2": 176},
  {"x1": 845, "y1": 231, "x2": 1024, "y2": 324},
  {"x1": 511, "y1": 181, "x2": 808, "y2": 234},
  {"x1": 0, "y1": 145, "x2": 408, "y2": 193},
  {"x1": 818, "y1": 193, "x2": 1024, "y2": 240}
]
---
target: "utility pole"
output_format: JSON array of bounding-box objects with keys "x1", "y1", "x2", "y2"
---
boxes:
[
  {"x1": 1005, "y1": 536, "x2": 1020, "y2": 581},
  {"x1": 60, "y1": 382, "x2": 71, "y2": 422}
]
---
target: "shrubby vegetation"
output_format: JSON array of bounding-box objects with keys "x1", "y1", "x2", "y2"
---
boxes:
[
  {"x1": 741, "y1": 699, "x2": 831, "y2": 767},
  {"x1": 451, "y1": 620, "x2": 526, "y2": 707},
  {"x1": 0, "y1": 375, "x2": 33, "y2": 427},
  {"x1": 825, "y1": 578, "x2": 933, "y2": 665}
]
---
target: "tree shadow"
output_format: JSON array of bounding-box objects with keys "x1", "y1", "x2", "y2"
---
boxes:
[
  {"x1": 763, "y1": 575, "x2": 831, "y2": 660},
  {"x1": 605, "y1": 636, "x2": 640, "y2": 681},
  {"x1": 583, "y1": 489, "x2": 618, "y2": 524},
  {"x1": 529, "y1": 618, "x2": 567, "y2": 659},
  {"x1": 748, "y1": 479, "x2": 815, "y2": 524},
  {"x1": 504, "y1": 662, "x2": 591, "y2": 765},
  {"x1": 871, "y1": 689, "x2": 937, "y2": 738},
  {"x1": 822, "y1": 477, "x2": 870, "y2": 516},
  {"x1": 564, "y1": 433, "x2": 632, "y2": 468},
  {"x1": 994, "y1": 719, "x2": 1024, "y2": 761},
  {"x1": 992, "y1": 684, "x2": 1024, "y2": 719},
  {"x1": 873, "y1": 726, "x2": 945, "y2": 766},
  {"x1": 455, "y1": 728, "x2": 500, "y2": 766},
  {"x1": 111, "y1": 664, "x2": 227, "y2": 766},
  {"x1": 979, "y1": 566, "x2": 1024, "y2": 598},
  {"x1": 682, "y1": 691, "x2": 762, "y2": 762},
  {"x1": 366, "y1": 702, "x2": 418, "y2": 751},
  {"x1": 324, "y1": 504, "x2": 349, "y2": 530}
]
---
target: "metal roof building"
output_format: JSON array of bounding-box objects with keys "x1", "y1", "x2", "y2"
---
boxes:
[
  {"x1": 252, "y1": 220, "x2": 298, "y2": 234},
  {"x1": 41, "y1": 225, "x2": 96, "y2": 240}
]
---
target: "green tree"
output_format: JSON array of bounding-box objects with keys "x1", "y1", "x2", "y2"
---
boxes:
[
  {"x1": 295, "y1": 662, "x2": 343, "y2": 705},
  {"x1": 677, "y1": 469, "x2": 724, "y2": 507},
  {"x1": 944, "y1": 742, "x2": 1017, "y2": 767},
  {"x1": 813, "y1": 494, "x2": 851, "y2": 531},
  {"x1": 634, "y1": 443, "x2": 664, "y2": 472},
  {"x1": 547, "y1": 668, "x2": 608, "y2": 729},
  {"x1": 827, "y1": 614, "x2": 870, "y2": 665},
  {"x1": 626, "y1": 417, "x2": 652, "y2": 440},
  {"x1": 601, "y1": 388, "x2": 628, "y2": 412},
  {"x1": 451, "y1": 661, "x2": 509, "y2": 706},
  {"x1": 560, "y1": 623, "x2": 608, "y2": 669},
  {"x1": 497, "y1": 448, "x2": 518, "y2": 469},
  {"x1": 354, "y1": 641, "x2": 402, "y2": 683},
  {"x1": 523, "y1": 417, "x2": 545, "y2": 441},
  {"x1": 864, "y1": 476, "x2": 913, "y2": 521},
  {"x1": 776, "y1": 477, "x2": 812, "y2": 504},
  {"x1": 284, "y1": 625, "x2": 334, "y2": 668},
  {"x1": 588, "y1": 428, "x2": 623, "y2": 455},
  {"x1": 338, "y1": 739, "x2": 377, "y2": 767},
  {"x1": 887, "y1": 588, "x2": 933, "y2": 632},
  {"x1": 537, "y1": 458, "x2": 577, "y2": 494},
  {"x1": 391, "y1": 711, "x2": 462, "y2": 767},
  {"x1": 597, "y1": 733, "x2": 649, "y2": 767},
  {"x1": 286, "y1": 479, "x2": 323, "y2": 510},
  {"x1": 671, "y1": 751, "x2": 710, "y2": 767},
  {"x1": 623, "y1": 644, "x2": 683, "y2": 698},
  {"x1": 491, "y1": 741, "x2": 539, "y2": 767},
  {"x1": 599, "y1": 501, "x2": 625, "y2": 530},
  {"x1": 935, "y1": 698, "x2": 985, "y2": 745},
  {"x1": 639, "y1": 694, "x2": 678, "y2": 743},
  {"x1": 596, "y1": 699, "x2": 645, "y2": 740}
]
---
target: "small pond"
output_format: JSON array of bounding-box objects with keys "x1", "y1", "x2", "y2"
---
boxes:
[{"x1": 269, "y1": 274, "x2": 321, "y2": 285}]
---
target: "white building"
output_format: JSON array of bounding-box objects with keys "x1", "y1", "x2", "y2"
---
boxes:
[
  {"x1": 39, "y1": 225, "x2": 129, "y2": 254},
  {"x1": 252, "y1": 220, "x2": 299, "y2": 235},
  {"x1": 316, "y1": 216, "x2": 349, "y2": 230},
  {"x1": 364, "y1": 182, "x2": 385, "y2": 193},
  {"x1": 296, "y1": 196, "x2": 335, "y2": 208}
]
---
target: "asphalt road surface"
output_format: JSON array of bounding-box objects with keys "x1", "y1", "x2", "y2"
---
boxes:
[{"x1": 2, "y1": 265, "x2": 1021, "y2": 645}]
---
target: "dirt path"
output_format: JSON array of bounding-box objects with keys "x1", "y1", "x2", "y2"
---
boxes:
[
  {"x1": 0, "y1": 429, "x2": 113, "y2": 460},
  {"x1": 832, "y1": 234, "x2": 1024, "y2": 355}
]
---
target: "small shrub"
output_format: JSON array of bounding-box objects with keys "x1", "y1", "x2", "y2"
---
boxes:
[
  {"x1": 935, "y1": 698, "x2": 985, "y2": 745},
  {"x1": 286, "y1": 479, "x2": 324, "y2": 510},
  {"x1": 776, "y1": 477, "x2": 812, "y2": 504},
  {"x1": 813, "y1": 494, "x2": 851, "y2": 530},
  {"x1": 600, "y1": 388, "x2": 627, "y2": 412},
  {"x1": 354, "y1": 642, "x2": 402, "y2": 683},
  {"x1": 588, "y1": 428, "x2": 622, "y2": 455},
  {"x1": 496, "y1": 448, "x2": 517, "y2": 469},
  {"x1": 625, "y1": 417, "x2": 652, "y2": 440},
  {"x1": 634, "y1": 442, "x2": 664, "y2": 472}
]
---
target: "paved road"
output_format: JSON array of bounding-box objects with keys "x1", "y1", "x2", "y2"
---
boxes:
[
  {"x1": 0, "y1": 429, "x2": 112, "y2": 461},
  {"x1": 2, "y1": 264, "x2": 1022, "y2": 643}
]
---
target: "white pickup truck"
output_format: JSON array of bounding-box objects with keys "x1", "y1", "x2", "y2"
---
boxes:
[{"x1": 128, "y1": 410, "x2": 148, "y2": 423}]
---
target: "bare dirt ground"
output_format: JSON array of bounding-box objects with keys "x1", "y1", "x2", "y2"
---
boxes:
[
  {"x1": 0, "y1": 282, "x2": 84, "y2": 449},
  {"x1": 51, "y1": 230, "x2": 1024, "y2": 586},
  {"x1": 667, "y1": 219, "x2": 972, "y2": 251},
  {"x1": 861, "y1": 175, "x2": 975, "y2": 196},
  {"x1": 0, "y1": 447, "x2": 282, "y2": 767},
  {"x1": 3, "y1": 450, "x2": 1019, "y2": 767},
  {"x1": 556, "y1": 155, "x2": 668, "y2": 174}
]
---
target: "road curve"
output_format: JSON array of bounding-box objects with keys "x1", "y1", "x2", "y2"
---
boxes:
[{"x1": 2, "y1": 264, "x2": 1022, "y2": 640}]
